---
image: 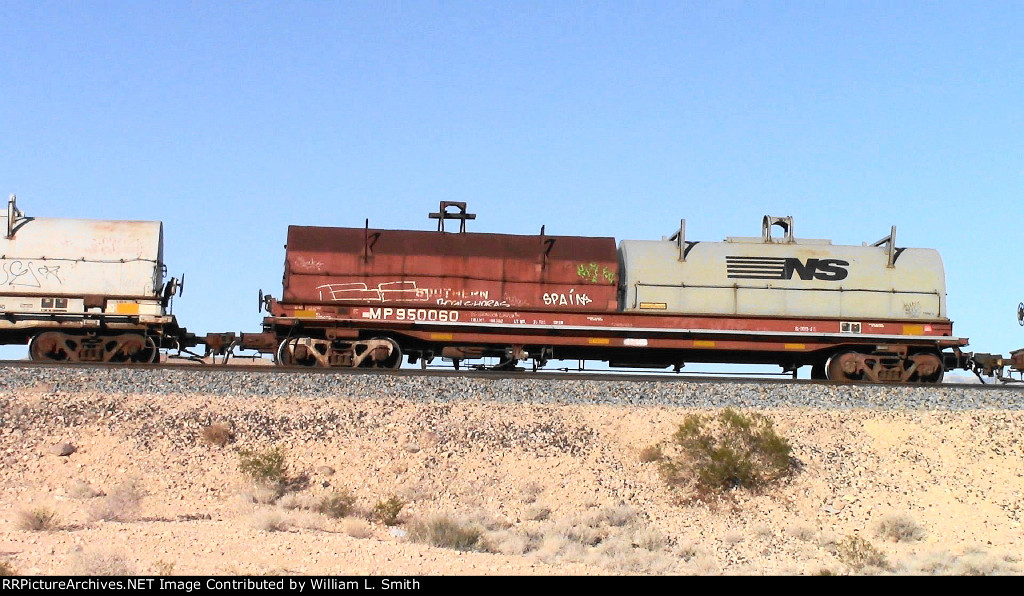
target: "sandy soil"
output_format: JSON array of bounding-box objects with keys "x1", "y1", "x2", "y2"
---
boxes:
[{"x1": 1, "y1": 386, "x2": 1022, "y2": 576}]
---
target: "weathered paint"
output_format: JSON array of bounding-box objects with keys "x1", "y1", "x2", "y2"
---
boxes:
[
  {"x1": 282, "y1": 226, "x2": 620, "y2": 312},
  {"x1": 0, "y1": 215, "x2": 165, "y2": 300},
  {"x1": 619, "y1": 233, "x2": 948, "y2": 321}
]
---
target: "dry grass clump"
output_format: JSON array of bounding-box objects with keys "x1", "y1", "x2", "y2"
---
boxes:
[
  {"x1": 273, "y1": 492, "x2": 315, "y2": 511},
  {"x1": 250, "y1": 510, "x2": 290, "y2": 532},
  {"x1": 873, "y1": 512, "x2": 925, "y2": 543},
  {"x1": 89, "y1": 480, "x2": 144, "y2": 522},
  {"x1": 835, "y1": 534, "x2": 890, "y2": 572},
  {"x1": 638, "y1": 444, "x2": 663, "y2": 463},
  {"x1": 315, "y1": 491, "x2": 357, "y2": 519},
  {"x1": 15, "y1": 507, "x2": 60, "y2": 531},
  {"x1": 523, "y1": 504, "x2": 551, "y2": 521},
  {"x1": 785, "y1": 524, "x2": 817, "y2": 542},
  {"x1": 0, "y1": 560, "x2": 15, "y2": 576},
  {"x1": 529, "y1": 508, "x2": 674, "y2": 573},
  {"x1": 285, "y1": 510, "x2": 329, "y2": 531},
  {"x1": 343, "y1": 518, "x2": 374, "y2": 539},
  {"x1": 676, "y1": 540, "x2": 704, "y2": 562},
  {"x1": 67, "y1": 550, "x2": 136, "y2": 576},
  {"x1": 67, "y1": 479, "x2": 103, "y2": 499},
  {"x1": 152, "y1": 560, "x2": 176, "y2": 576},
  {"x1": 899, "y1": 548, "x2": 1020, "y2": 576},
  {"x1": 201, "y1": 423, "x2": 234, "y2": 447},
  {"x1": 583, "y1": 532, "x2": 676, "y2": 573},
  {"x1": 517, "y1": 481, "x2": 543, "y2": 504},
  {"x1": 470, "y1": 504, "x2": 675, "y2": 573},
  {"x1": 372, "y1": 496, "x2": 405, "y2": 526},
  {"x1": 409, "y1": 515, "x2": 483, "y2": 551},
  {"x1": 660, "y1": 408, "x2": 794, "y2": 497},
  {"x1": 950, "y1": 551, "x2": 1018, "y2": 576},
  {"x1": 605, "y1": 504, "x2": 637, "y2": 526}
]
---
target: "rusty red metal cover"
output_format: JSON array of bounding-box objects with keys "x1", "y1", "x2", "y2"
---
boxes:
[{"x1": 281, "y1": 226, "x2": 619, "y2": 311}]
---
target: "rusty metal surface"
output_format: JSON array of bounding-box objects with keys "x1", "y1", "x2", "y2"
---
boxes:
[
  {"x1": 282, "y1": 226, "x2": 619, "y2": 312},
  {"x1": 1012, "y1": 349, "x2": 1024, "y2": 372}
]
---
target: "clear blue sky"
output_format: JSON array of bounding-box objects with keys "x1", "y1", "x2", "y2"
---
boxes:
[{"x1": 1, "y1": 1, "x2": 1022, "y2": 369}]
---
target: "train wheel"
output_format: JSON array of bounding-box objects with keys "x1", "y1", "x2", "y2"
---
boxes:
[
  {"x1": 102, "y1": 334, "x2": 148, "y2": 363},
  {"x1": 29, "y1": 332, "x2": 73, "y2": 362},
  {"x1": 354, "y1": 337, "x2": 402, "y2": 369},
  {"x1": 130, "y1": 335, "x2": 160, "y2": 364},
  {"x1": 29, "y1": 332, "x2": 149, "y2": 363},
  {"x1": 909, "y1": 353, "x2": 944, "y2": 384},
  {"x1": 276, "y1": 339, "x2": 296, "y2": 366},
  {"x1": 276, "y1": 337, "x2": 329, "y2": 367},
  {"x1": 826, "y1": 352, "x2": 863, "y2": 383}
]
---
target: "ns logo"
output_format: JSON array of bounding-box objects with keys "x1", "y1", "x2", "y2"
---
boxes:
[{"x1": 726, "y1": 256, "x2": 850, "y2": 281}]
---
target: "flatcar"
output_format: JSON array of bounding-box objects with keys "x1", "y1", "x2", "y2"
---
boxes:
[
  {"x1": 0, "y1": 195, "x2": 196, "y2": 362},
  {"x1": 237, "y1": 202, "x2": 968, "y2": 383}
]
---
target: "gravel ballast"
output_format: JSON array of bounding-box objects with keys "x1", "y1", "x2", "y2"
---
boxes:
[{"x1": 0, "y1": 366, "x2": 1022, "y2": 409}]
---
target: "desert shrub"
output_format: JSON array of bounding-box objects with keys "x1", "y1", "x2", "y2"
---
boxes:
[
  {"x1": 873, "y1": 512, "x2": 925, "y2": 542},
  {"x1": 638, "y1": 444, "x2": 663, "y2": 463},
  {"x1": 239, "y1": 446, "x2": 288, "y2": 485},
  {"x1": 836, "y1": 534, "x2": 890, "y2": 571},
  {"x1": 0, "y1": 560, "x2": 14, "y2": 575},
  {"x1": 201, "y1": 423, "x2": 234, "y2": 447},
  {"x1": 372, "y1": 497, "x2": 405, "y2": 526},
  {"x1": 16, "y1": 507, "x2": 59, "y2": 531},
  {"x1": 239, "y1": 446, "x2": 290, "y2": 502},
  {"x1": 410, "y1": 515, "x2": 482, "y2": 551},
  {"x1": 89, "y1": 480, "x2": 144, "y2": 522},
  {"x1": 660, "y1": 408, "x2": 793, "y2": 495},
  {"x1": 315, "y1": 491, "x2": 357, "y2": 519}
]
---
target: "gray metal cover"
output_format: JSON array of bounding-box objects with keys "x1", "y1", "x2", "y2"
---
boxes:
[
  {"x1": 0, "y1": 215, "x2": 165, "y2": 299},
  {"x1": 619, "y1": 237, "x2": 947, "y2": 320}
]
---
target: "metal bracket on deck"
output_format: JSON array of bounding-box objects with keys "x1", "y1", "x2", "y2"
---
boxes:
[
  {"x1": 6, "y1": 195, "x2": 25, "y2": 239},
  {"x1": 869, "y1": 226, "x2": 898, "y2": 268},
  {"x1": 429, "y1": 201, "x2": 476, "y2": 233},
  {"x1": 762, "y1": 216, "x2": 795, "y2": 243}
]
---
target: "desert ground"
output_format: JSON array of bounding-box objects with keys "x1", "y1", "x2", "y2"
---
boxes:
[{"x1": 1, "y1": 383, "x2": 1022, "y2": 576}]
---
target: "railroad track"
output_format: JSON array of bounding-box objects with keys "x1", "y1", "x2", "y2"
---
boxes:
[{"x1": 0, "y1": 359, "x2": 1021, "y2": 391}]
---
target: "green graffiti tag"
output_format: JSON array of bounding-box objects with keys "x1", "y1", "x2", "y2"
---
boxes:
[{"x1": 577, "y1": 262, "x2": 616, "y2": 284}]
